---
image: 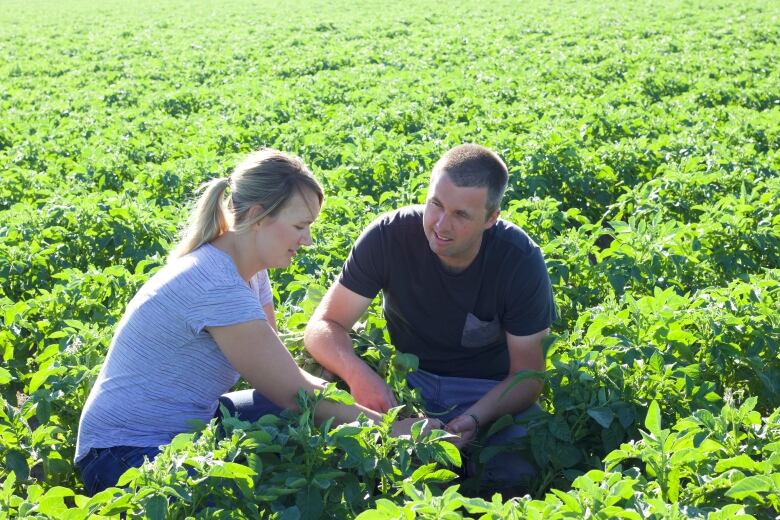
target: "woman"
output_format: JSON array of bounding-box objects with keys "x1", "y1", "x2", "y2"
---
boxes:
[{"x1": 75, "y1": 149, "x2": 435, "y2": 495}]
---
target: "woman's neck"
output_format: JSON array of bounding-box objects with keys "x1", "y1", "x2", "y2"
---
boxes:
[{"x1": 211, "y1": 231, "x2": 266, "y2": 283}]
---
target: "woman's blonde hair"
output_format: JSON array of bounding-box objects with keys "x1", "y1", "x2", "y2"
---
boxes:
[{"x1": 170, "y1": 149, "x2": 323, "y2": 260}]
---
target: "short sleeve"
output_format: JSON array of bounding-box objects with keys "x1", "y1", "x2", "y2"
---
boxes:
[
  {"x1": 250, "y1": 270, "x2": 273, "y2": 307},
  {"x1": 188, "y1": 281, "x2": 266, "y2": 335},
  {"x1": 502, "y1": 248, "x2": 557, "y2": 336},
  {"x1": 338, "y1": 217, "x2": 386, "y2": 299}
]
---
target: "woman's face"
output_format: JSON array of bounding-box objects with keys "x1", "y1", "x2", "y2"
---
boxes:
[{"x1": 253, "y1": 189, "x2": 321, "y2": 269}]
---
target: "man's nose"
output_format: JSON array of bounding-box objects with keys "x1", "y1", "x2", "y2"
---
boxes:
[{"x1": 435, "y1": 212, "x2": 451, "y2": 231}]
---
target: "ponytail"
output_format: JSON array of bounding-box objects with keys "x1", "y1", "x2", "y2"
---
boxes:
[{"x1": 169, "y1": 177, "x2": 231, "y2": 260}]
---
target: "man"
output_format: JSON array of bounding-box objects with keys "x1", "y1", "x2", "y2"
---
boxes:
[{"x1": 304, "y1": 144, "x2": 556, "y2": 488}]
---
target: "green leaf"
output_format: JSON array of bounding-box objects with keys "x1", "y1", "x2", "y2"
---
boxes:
[
  {"x1": 614, "y1": 402, "x2": 635, "y2": 428},
  {"x1": 431, "y1": 439, "x2": 462, "y2": 467},
  {"x1": 209, "y1": 461, "x2": 256, "y2": 483},
  {"x1": 2, "y1": 471, "x2": 16, "y2": 498},
  {"x1": 419, "y1": 469, "x2": 458, "y2": 484},
  {"x1": 320, "y1": 385, "x2": 355, "y2": 405},
  {"x1": 0, "y1": 366, "x2": 12, "y2": 384},
  {"x1": 715, "y1": 454, "x2": 758, "y2": 473},
  {"x1": 725, "y1": 475, "x2": 773, "y2": 500},
  {"x1": 550, "y1": 444, "x2": 582, "y2": 469},
  {"x1": 6, "y1": 450, "x2": 29, "y2": 480},
  {"x1": 485, "y1": 414, "x2": 515, "y2": 438},
  {"x1": 332, "y1": 425, "x2": 364, "y2": 438},
  {"x1": 356, "y1": 511, "x2": 391, "y2": 520},
  {"x1": 37, "y1": 486, "x2": 76, "y2": 516},
  {"x1": 645, "y1": 400, "x2": 662, "y2": 436},
  {"x1": 587, "y1": 407, "x2": 615, "y2": 429},
  {"x1": 28, "y1": 366, "x2": 66, "y2": 393},
  {"x1": 392, "y1": 352, "x2": 419, "y2": 371},
  {"x1": 97, "y1": 492, "x2": 134, "y2": 516},
  {"x1": 116, "y1": 467, "x2": 141, "y2": 486},
  {"x1": 61, "y1": 509, "x2": 89, "y2": 520},
  {"x1": 551, "y1": 488, "x2": 582, "y2": 513},
  {"x1": 410, "y1": 463, "x2": 437, "y2": 481},
  {"x1": 277, "y1": 506, "x2": 301, "y2": 520},
  {"x1": 541, "y1": 333, "x2": 559, "y2": 357},
  {"x1": 4, "y1": 300, "x2": 29, "y2": 326},
  {"x1": 144, "y1": 495, "x2": 167, "y2": 520},
  {"x1": 599, "y1": 506, "x2": 642, "y2": 520},
  {"x1": 499, "y1": 370, "x2": 546, "y2": 401},
  {"x1": 40, "y1": 486, "x2": 75, "y2": 499},
  {"x1": 411, "y1": 418, "x2": 424, "y2": 440},
  {"x1": 549, "y1": 417, "x2": 572, "y2": 442},
  {"x1": 295, "y1": 486, "x2": 323, "y2": 520}
]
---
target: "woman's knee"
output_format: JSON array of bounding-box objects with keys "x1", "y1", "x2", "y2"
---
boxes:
[
  {"x1": 217, "y1": 389, "x2": 283, "y2": 422},
  {"x1": 78, "y1": 446, "x2": 159, "y2": 496}
]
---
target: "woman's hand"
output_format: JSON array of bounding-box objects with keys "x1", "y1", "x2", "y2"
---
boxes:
[
  {"x1": 390, "y1": 416, "x2": 444, "y2": 437},
  {"x1": 445, "y1": 414, "x2": 479, "y2": 449}
]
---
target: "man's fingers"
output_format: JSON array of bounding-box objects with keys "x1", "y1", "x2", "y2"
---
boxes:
[
  {"x1": 446, "y1": 416, "x2": 468, "y2": 433},
  {"x1": 382, "y1": 383, "x2": 398, "y2": 408},
  {"x1": 368, "y1": 398, "x2": 389, "y2": 414},
  {"x1": 387, "y1": 395, "x2": 398, "y2": 409}
]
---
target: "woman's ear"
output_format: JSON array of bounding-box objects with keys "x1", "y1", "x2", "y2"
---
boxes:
[{"x1": 246, "y1": 204, "x2": 265, "y2": 222}]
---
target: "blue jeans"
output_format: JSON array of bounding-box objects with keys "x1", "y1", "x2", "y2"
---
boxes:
[
  {"x1": 76, "y1": 389, "x2": 282, "y2": 496},
  {"x1": 406, "y1": 369, "x2": 540, "y2": 487}
]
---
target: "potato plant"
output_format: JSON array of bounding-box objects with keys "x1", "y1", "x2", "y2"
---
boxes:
[{"x1": 1, "y1": 0, "x2": 779, "y2": 517}]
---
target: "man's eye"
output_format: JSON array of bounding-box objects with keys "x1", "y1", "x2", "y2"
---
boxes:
[{"x1": 294, "y1": 225, "x2": 305, "y2": 231}]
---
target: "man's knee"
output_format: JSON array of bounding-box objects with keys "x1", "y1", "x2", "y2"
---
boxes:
[
  {"x1": 473, "y1": 403, "x2": 542, "y2": 487},
  {"x1": 485, "y1": 402, "x2": 542, "y2": 443}
]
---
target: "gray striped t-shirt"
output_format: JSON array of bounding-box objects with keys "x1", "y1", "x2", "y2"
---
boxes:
[{"x1": 75, "y1": 243, "x2": 272, "y2": 462}]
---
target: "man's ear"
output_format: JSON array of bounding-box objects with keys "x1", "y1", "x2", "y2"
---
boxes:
[{"x1": 484, "y1": 209, "x2": 499, "y2": 229}]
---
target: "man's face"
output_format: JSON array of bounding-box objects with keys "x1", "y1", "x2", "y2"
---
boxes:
[{"x1": 422, "y1": 170, "x2": 498, "y2": 272}]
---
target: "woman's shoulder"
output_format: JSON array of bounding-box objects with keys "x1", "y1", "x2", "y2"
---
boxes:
[{"x1": 149, "y1": 244, "x2": 247, "y2": 297}]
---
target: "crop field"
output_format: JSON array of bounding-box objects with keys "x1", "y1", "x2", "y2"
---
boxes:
[{"x1": 1, "y1": 0, "x2": 779, "y2": 517}]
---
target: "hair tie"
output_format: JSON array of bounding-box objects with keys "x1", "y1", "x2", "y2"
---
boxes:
[{"x1": 223, "y1": 177, "x2": 234, "y2": 209}]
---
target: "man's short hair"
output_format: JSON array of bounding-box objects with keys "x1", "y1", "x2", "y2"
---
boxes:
[{"x1": 432, "y1": 144, "x2": 508, "y2": 215}]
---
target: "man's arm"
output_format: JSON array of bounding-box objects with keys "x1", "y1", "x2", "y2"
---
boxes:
[
  {"x1": 446, "y1": 328, "x2": 547, "y2": 448},
  {"x1": 304, "y1": 282, "x2": 398, "y2": 413}
]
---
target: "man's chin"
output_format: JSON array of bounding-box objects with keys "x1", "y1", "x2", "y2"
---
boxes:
[{"x1": 427, "y1": 239, "x2": 447, "y2": 256}]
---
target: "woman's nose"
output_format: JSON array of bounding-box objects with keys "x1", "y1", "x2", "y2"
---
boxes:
[{"x1": 300, "y1": 228, "x2": 313, "y2": 246}]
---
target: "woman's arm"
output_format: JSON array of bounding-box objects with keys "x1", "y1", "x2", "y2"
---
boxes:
[
  {"x1": 262, "y1": 302, "x2": 277, "y2": 333},
  {"x1": 208, "y1": 320, "x2": 433, "y2": 433}
]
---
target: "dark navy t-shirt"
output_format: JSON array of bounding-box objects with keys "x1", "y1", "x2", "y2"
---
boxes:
[{"x1": 339, "y1": 206, "x2": 557, "y2": 380}]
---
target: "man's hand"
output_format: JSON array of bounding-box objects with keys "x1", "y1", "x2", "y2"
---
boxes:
[
  {"x1": 349, "y1": 365, "x2": 398, "y2": 413},
  {"x1": 445, "y1": 414, "x2": 479, "y2": 449},
  {"x1": 305, "y1": 283, "x2": 398, "y2": 410}
]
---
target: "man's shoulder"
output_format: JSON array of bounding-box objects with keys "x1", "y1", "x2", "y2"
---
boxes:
[
  {"x1": 489, "y1": 218, "x2": 541, "y2": 256},
  {"x1": 350, "y1": 205, "x2": 424, "y2": 259},
  {"x1": 363, "y1": 205, "x2": 425, "y2": 242},
  {"x1": 371, "y1": 205, "x2": 424, "y2": 229}
]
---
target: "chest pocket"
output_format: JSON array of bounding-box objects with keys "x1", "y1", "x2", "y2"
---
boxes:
[{"x1": 461, "y1": 313, "x2": 502, "y2": 348}]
